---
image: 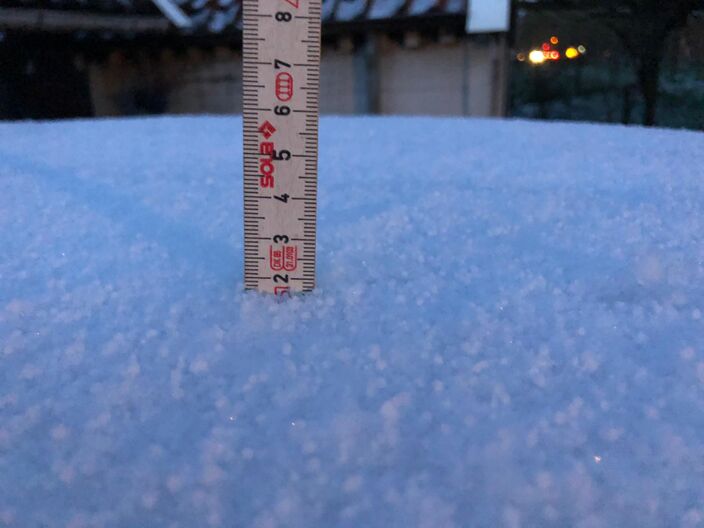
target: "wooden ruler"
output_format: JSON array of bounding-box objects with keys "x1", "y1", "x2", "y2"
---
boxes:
[{"x1": 242, "y1": 0, "x2": 320, "y2": 295}]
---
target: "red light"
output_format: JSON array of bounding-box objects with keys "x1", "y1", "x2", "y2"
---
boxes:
[
  {"x1": 540, "y1": 50, "x2": 561, "y2": 62},
  {"x1": 542, "y1": 43, "x2": 551, "y2": 51}
]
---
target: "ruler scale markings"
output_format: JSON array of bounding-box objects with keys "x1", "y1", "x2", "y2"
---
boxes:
[{"x1": 242, "y1": 0, "x2": 320, "y2": 295}]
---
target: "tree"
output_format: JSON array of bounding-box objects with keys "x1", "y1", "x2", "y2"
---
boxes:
[{"x1": 519, "y1": 0, "x2": 703, "y2": 126}]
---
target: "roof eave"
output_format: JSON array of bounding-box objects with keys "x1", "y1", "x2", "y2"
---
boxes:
[{"x1": 0, "y1": 7, "x2": 169, "y2": 34}]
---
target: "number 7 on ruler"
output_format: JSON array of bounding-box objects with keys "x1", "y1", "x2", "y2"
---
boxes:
[{"x1": 242, "y1": 0, "x2": 320, "y2": 295}]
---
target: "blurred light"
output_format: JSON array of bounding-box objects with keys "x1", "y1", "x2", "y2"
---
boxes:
[
  {"x1": 550, "y1": 36, "x2": 559, "y2": 45},
  {"x1": 516, "y1": 52, "x2": 526, "y2": 62},
  {"x1": 542, "y1": 43, "x2": 551, "y2": 51},
  {"x1": 577, "y1": 45, "x2": 587, "y2": 54},
  {"x1": 529, "y1": 50, "x2": 546, "y2": 64},
  {"x1": 548, "y1": 51, "x2": 560, "y2": 60},
  {"x1": 565, "y1": 47, "x2": 579, "y2": 59}
]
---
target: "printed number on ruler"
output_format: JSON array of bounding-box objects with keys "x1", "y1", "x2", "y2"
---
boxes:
[{"x1": 242, "y1": 0, "x2": 320, "y2": 295}]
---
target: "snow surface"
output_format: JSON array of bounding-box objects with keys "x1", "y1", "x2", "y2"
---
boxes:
[{"x1": 1, "y1": 116, "x2": 704, "y2": 528}]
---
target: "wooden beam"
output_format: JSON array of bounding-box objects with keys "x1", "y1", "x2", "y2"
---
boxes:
[{"x1": 0, "y1": 7, "x2": 170, "y2": 33}]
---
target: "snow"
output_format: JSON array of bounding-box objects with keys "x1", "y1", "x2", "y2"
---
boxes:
[
  {"x1": 408, "y1": 0, "x2": 439, "y2": 16},
  {"x1": 367, "y1": 0, "x2": 405, "y2": 19},
  {"x1": 321, "y1": 0, "x2": 339, "y2": 20},
  {"x1": 335, "y1": 0, "x2": 368, "y2": 21},
  {"x1": 1, "y1": 115, "x2": 704, "y2": 527},
  {"x1": 444, "y1": 0, "x2": 465, "y2": 14}
]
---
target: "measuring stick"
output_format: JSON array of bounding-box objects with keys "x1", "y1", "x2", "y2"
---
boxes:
[{"x1": 242, "y1": 0, "x2": 320, "y2": 294}]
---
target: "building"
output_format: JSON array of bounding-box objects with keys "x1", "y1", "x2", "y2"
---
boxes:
[{"x1": 0, "y1": 0, "x2": 512, "y2": 119}]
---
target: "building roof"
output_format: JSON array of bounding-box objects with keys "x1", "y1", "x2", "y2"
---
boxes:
[{"x1": 0, "y1": 0, "x2": 468, "y2": 34}]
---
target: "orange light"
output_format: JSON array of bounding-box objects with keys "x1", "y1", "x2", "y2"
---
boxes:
[{"x1": 550, "y1": 36, "x2": 559, "y2": 45}]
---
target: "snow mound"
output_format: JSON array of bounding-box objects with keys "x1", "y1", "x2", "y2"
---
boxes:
[{"x1": 1, "y1": 116, "x2": 704, "y2": 527}]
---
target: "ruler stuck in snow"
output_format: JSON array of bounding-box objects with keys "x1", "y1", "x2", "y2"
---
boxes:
[{"x1": 242, "y1": 0, "x2": 320, "y2": 294}]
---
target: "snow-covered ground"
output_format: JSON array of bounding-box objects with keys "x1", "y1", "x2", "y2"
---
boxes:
[{"x1": 1, "y1": 116, "x2": 704, "y2": 528}]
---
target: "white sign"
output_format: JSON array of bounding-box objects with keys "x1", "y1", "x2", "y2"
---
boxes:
[{"x1": 466, "y1": 0, "x2": 511, "y2": 34}]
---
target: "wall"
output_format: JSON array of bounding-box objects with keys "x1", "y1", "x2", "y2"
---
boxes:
[
  {"x1": 88, "y1": 32, "x2": 508, "y2": 118},
  {"x1": 377, "y1": 34, "x2": 509, "y2": 116},
  {"x1": 0, "y1": 46, "x2": 93, "y2": 120},
  {"x1": 320, "y1": 46, "x2": 357, "y2": 114},
  {"x1": 89, "y1": 48, "x2": 240, "y2": 116}
]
